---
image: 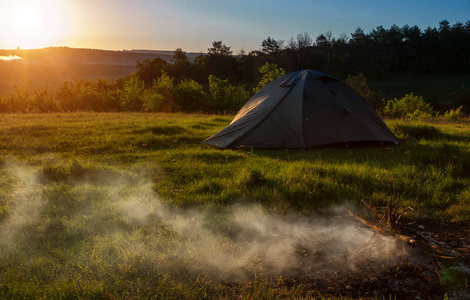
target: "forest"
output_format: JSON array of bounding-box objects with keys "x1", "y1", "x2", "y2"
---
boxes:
[
  {"x1": 173, "y1": 20, "x2": 470, "y2": 83},
  {"x1": 0, "y1": 20, "x2": 469, "y2": 115}
]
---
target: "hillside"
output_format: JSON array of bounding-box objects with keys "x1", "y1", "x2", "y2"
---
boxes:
[
  {"x1": 0, "y1": 47, "x2": 200, "y2": 94},
  {"x1": 0, "y1": 47, "x2": 200, "y2": 65}
]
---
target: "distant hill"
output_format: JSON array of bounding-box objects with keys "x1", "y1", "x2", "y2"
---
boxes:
[
  {"x1": 0, "y1": 47, "x2": 202, "y2": 94},
  {"x1": 0, "y1": 47, "x2": 201, "y2": 66}
]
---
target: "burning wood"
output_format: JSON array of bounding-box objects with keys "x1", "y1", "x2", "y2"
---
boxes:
[{"x1": 352, "y1": 199, "x2": 470, "y2": 261}]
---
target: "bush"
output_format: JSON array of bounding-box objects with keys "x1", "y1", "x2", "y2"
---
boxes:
[
  {"x1": 208, "y1": 75, "x2": 249, "y2": 112},
  {"x1": 30, "y1": 86, "x2": 60, "y2": 112},
  {"x1": 56, "y1": 79, "x2": 120, "y2": 112},
  {"x1": 0, "y1": 95, "x2": 8, "y2": 112},
  {"x1": 173, "y1": 79, "x2": 210, "y2": 112},
  {"x1": 93, "y1": 79, "x2": 121, "y2": 111},
  {"x1": 346, "y1": 73, "x2": 384, "y2": 110},
  {"x1": 382, "y1": 93, "x2": 433, "y2": 119},
  {"x1": 443, "y1": 106, "x2": 465, "y2": 120},
  {"x1": 253, "y1": 62, "x2": 285, "y2": 93},
  {"x1": 120, "y1": 74, "x2": 146, "y2": 111},
  {"x1": 452, "y1": 86, "x2": 470, "y2": 115},
  {"x1": 0, "y1": 81, "x2": 60, "y2": 112},
  {"x1": 144, "y1": 71, "x2": 174, "y2": 112},
  {"x1": 9, "y1": 81, "x2": 31, "y2": 112}
]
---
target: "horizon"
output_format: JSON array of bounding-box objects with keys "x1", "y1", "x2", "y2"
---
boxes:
[
  {"x1": 0, "y1": 46, "x2": 202, "y2": 53},
  {"x1": 1, "y1": 0, "x2": 469, "y2": 53}
]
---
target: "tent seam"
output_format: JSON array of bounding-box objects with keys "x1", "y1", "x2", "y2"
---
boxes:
[{"x1": 226, "y1": 72, "x2": 305, "y2": 148}]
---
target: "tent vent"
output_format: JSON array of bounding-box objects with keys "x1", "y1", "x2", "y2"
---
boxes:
[
  {"x1": 319, "y1": 76, "x2": 336, "y2": 83},
  {"x1": 279, "y1": 71, "x2": 304, "y2": 87}
]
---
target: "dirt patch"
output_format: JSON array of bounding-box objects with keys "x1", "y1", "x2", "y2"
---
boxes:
[{"x1": 228, "y1": 217, "x2": 469, "y2": 299}]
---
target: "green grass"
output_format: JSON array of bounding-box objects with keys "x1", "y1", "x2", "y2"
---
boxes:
[{"x1": 0, "y1": 112, "x2": 469, "y2": 298}]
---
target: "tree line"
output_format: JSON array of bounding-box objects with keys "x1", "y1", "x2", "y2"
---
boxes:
[
  {"x1": 144, "y1": 19, "x2": 470, "y2": 84},
  {"x1": 0, "y1": 19, "x2": 468, "y2": 114}
]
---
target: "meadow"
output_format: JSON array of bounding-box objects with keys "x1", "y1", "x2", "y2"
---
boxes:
[{"x1": 0, "y1": 112, "x2": 469, "y2": 299}]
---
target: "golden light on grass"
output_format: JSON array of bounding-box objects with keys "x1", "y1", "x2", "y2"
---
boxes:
[{"x1": 3, "y1": 0, "x2": 69, "y2": 49}]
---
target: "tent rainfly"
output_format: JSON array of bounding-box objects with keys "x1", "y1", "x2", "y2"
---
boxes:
[{"x1": 203, "y1": 69, "x2": 398, "y2": 149}]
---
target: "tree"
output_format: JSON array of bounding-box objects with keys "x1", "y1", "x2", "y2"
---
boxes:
[
  {"x1": 287, "y1": 36, "x2": 297, "y2": 50},
  {"x1": 208, "y1": 41, "x2": 232, "y2": 56},
  {"x1": 144, "y1": 71, "x2": 174, "y2": 112},
  {"x1": 296, "y1": 32, "x2": 312, "y2": 69},
  {"x1": 337, "y1": 32, "x2": 349, "y2": 44},
  {"x1": 439, "y1": 20, "x2": 451, "y2": 32},
  {"x1": 297, "y1": 32, "x2": 312, "y2": 49},
  {"x1": 261, "y1": 36, "x2": 282, "y2": 55},
  {"x1": 346, "y1": 74, "x2": 383, "y2": 109},
  {"x1": 203, "y1": 41, "x2": 236, "y2": 80},
  {"x1": 172, "y1": 48, "x2": 190, "y2": 65},
  {"x1": 350, "y1": 27, "x2": 367, "y2": 44},
  {"x1": 136, "y1": 58, "x2": 168, "y2": 86},
  {"x1": 315, "y1": 34, "x2": 329, "y2": 47},
  {"x1": 169, "y1": 48, "x2": 190, "y2": 80},
  {"x1": 253, "y1": 62, "x2": 285, "y2": 93}
]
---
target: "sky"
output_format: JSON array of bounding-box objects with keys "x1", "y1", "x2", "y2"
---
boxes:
[{"x1": 0, "y1": 0, "x2": 469, "y2": 52}]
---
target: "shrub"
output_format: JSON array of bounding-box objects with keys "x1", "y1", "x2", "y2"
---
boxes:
[
  {"x1": 173, "y1": 79, "x2": 210, "y2": 112},
  {"x1": 346, "y1": 73, "x2": 384, "y2": 110},
  {"x1": 55, "y1": 79, "x2": 120, "y2": 112},
  {"x1": 92, "y1": 79, "x2": 121, "y2": 111},
  {"x1": 0, "y1": 81, "x2": 59, "y2": 112},
  {"x1": 382, "y1": 93, "x2": 433, "y2": 119},
  {"x1": 0, "y1": 95, "x2": 8, "y2": 112},
  {"x1": 9, "y1": 81, "x2": 31, "y2": 112},
  {"x1": 253, "y1": 62, "x2": 285, "y2": 93},
  {"x1": 443, "y1": 106, "x2": 465, "y2": 120},
  {"x1": 225, "y1": 84, "x2": 250, "y2": 111},
  {"x1": 30, "y1": 86, "x2": 60, "y2": 112},
  {"x1": 208, "y1": 75, "x2": 249, "y2": 112},
  {"x1": 120, "y1": 74, "x2": 145, "y2": 111},
  {"x1": 452, "y1": 86, "x2": 470, "y2": 114},
  {"x1": 144, "y1": 71, "x2": 174, "y2": 112}
]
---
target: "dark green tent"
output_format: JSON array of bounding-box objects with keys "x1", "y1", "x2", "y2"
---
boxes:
[{"x1": 204, "y1": 70, "x2": 398, "y2": 148}]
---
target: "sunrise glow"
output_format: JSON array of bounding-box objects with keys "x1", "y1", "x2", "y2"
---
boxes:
[
  {"x1": 0, "y1": 55, "x2": 23, "y2": 61},
  {"x1": 2, "y1": 0, "x2": 69, "y2": 49}
]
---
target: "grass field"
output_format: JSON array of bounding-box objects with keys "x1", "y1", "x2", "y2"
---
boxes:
[
  {"x1": 370, "y1": 74, "x2": 470, "y2": 111},
  {"x1": 0, "y1": 112, "x2": 469, "y2": 298}
]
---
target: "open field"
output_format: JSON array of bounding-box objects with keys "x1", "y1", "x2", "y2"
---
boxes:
[
  {"x1": 0, "y1": 113, "x2": 469, "y2": 298},
  {"x1": 370, "y1": 74, "x2": 470, "y2": 112},
  {"x1": 0, "y1": 63, "x2": 136, "y2": 95}
]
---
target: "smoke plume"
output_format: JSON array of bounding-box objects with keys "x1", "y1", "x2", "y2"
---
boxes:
[{"x1": 0, "y1": 161, "x2": 404, "y2": 281}]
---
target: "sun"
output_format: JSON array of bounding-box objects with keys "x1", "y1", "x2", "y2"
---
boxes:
[
  {"x1": 12, "y1": 4, "x2": 41, "y2": 33},
  {"x1": 3, "y1": 0, "x2": 69, "y2": 49}
]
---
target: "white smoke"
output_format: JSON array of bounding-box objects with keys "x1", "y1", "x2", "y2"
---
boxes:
[
  {"x1": 0, "y1": 161, "x2": 404, "y2": 281},
  {"x1": 98, "y1": 166, "x2": 403, "y2": 281},
  {"x1": 0, "y1": 162, "x2": 47, "y2": 252}
]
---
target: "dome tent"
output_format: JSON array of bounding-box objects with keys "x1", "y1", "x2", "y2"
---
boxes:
[{"x1": 203, "y1": 69, "x2": 398, "y2": 149}]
